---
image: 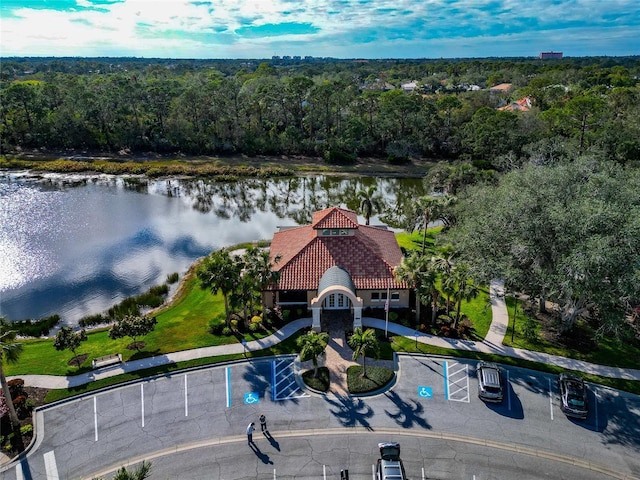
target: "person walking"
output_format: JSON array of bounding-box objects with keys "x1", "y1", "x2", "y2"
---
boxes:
[
  {"x1": 259, "y1": 413, "x2": 268, "y2": 434},
  {"x1": 246, "y1": 422, "x2": 255, "y2": 444}
]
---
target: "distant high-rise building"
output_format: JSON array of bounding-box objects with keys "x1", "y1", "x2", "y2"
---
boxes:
[{"x1": 540, "y1": 51, "x2": 563, "y2": 59}]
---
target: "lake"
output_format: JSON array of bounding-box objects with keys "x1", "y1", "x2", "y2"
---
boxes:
[{"x1": 0, "y1": 171, "x2": 425, "y2": 326}]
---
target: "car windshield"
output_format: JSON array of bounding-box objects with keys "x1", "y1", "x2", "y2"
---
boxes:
[{"x1": 568, "y1": 395, "x2": 585, "y2": 407}]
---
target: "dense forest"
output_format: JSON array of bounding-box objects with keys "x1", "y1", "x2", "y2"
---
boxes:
[{"x1": 1, "y1": 56, "x2": 639, "y2": 167}]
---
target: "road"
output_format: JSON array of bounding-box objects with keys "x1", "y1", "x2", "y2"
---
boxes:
[{"x1": 2, "y1": 354, "x2": 639, "y2": 480}]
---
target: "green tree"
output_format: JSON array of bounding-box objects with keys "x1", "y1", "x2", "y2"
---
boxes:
[
  {"x1": 242, "y1": 246, "x2": 281, "y2": 316},
  {"x1": 358, "y1": 185, "x2": 383, "y2": 225},
  {"x1": 348, "y1": 328, "x2": 379, "y2": 378},
  {"x1": 0, "y1": 317, "x2": 23, "y2": 429},
  {"x1": 98, "y1": 461, "x2": 152, "y2": 480},
  {"x1": 53, "y1": 326, "x2": 88, "y2": 367},
  {"x1": 447, "y1": 156, "x2": 640, "y2": 337},
  {"x1": 442, "y1": 263, "x2": 480, "y2": 329},
  {"x1": 108, "y1": 315, "x2": 157, "y2": 352},
  {"x1": 296, "y1": 331, "x2": 329, "y2": 378},
  {"x1": 197, "y1": 249, "x2": 243, "y2": 326}
]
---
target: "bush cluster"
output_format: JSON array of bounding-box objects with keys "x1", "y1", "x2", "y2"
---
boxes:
[{"x1": 10, "y1": 315, "x2": 60, "y2": 337}]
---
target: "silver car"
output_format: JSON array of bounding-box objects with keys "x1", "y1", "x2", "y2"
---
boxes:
[
  {"x1": 558, "y1": 372, "x2": 588, "y2": 420},
  {"x1": 477, "y1": 361, "x2": 504, "y2": 403}
]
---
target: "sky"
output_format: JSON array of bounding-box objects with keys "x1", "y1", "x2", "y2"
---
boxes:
[{"x1": 1, "y1": 0, "x2": 639, "y2": 59}]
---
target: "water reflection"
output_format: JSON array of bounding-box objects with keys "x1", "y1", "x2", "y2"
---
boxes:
[{"x1": 0, "y1": 173, "x2": 424, "y2": 325}]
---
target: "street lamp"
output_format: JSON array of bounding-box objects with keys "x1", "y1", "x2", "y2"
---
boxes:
[{"x1": 511, "y1": 293, "x2": 519, "y2": 342}]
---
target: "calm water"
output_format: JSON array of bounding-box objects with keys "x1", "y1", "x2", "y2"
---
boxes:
[{"x1": 0, "y1": 171, "x2": 425, "y2": 326}]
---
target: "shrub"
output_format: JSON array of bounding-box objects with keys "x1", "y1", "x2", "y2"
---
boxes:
[
  {"x1": 166, "y1": 272, "x2": 179, "y2": 284},
  {"x1": 208, "y1": 320, "x2": 226, "y2": 336},
  {"x1": 221, "y1": 326, "x2": 233, "y2": 336},
  {"x1": 11, "y1": 315, "x2": 60, "y2": 337},
  {"x1": 79, "y1": 313, "x2": 108, "y2": 328},
  {"x1": 8, "y1": 379, "x2": 24, "y2": 398},
  {"x1": 324, "y1": 147, "x2": 357, "y2": 165},
  {"x1": 20, "y1": 424, "x2": 33, "y2": 435},
  {"x1": 301, "y1": 367, "x2": 330, "y2": 392},
  {"x1": 347, "y1": 365, "x2": 395, "y2": 394}
]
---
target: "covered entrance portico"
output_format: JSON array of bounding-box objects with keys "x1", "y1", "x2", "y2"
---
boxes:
[{"x1": 310, "y1": 266, "x2": 363, "y2": 332}]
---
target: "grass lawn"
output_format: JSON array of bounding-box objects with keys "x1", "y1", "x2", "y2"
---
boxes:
[
  {"x1": 6, "y1": 271, "x2": 271, "y2": 377},
  {"x1": 502, "y1": 296, "x2": 640, "y2": 370}
]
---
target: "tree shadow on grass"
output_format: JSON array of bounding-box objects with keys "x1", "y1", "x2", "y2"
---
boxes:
[{"x1": 324, "y1": 394, "x2": 374, "y2": 430}]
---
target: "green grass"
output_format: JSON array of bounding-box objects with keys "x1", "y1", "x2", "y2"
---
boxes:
[
  {"x1": 301, "y1": 367, "x2": 330, "y2": 392},
  {"x1": 502, "y1": 296, "x2": 640, "y2": 370},
  {"x1": 395, "y1": 227, "x2": 443, "y2": 254},
  {"x1": 347, "y1": 365, "x2": 395, "y2": 393},
  {"x1": 6, "y1": 271, "x2": 271, "y2": 377}
]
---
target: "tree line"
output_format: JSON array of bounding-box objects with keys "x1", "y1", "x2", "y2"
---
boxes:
[{"x1": 1, "y1": 57, "x2": 639, "y2": 166}]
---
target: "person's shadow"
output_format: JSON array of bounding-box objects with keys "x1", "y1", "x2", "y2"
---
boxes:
[
  {"x1": 264, "y1": 430, "x2": 281, "y2": 451},
  {"x1": 249, "y1": 441, "x2": 274, "y2": 464}
]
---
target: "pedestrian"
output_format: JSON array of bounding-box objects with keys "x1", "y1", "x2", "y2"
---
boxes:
[
  {"x1": 246, "y1": 422, "x2": 255, "y2": 444},
  {"x1": 259, "y1": 413, "x2": 268, "y2": 434}
]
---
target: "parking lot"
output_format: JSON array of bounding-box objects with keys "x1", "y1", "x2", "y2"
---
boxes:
[{"x1": 3, "y1": 354, "x2": 640, "y2": 480}]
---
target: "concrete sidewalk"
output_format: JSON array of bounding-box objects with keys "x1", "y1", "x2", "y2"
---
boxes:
[{"x1": 9, "y1": 279, "x2": 640, "y2": 389}]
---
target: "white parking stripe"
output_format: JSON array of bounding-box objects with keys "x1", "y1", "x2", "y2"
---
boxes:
[
  {"x1": 507, "y1": 370, "x2": 511, "y2": 411},
  {"x1": 43, "y1": 451, "x2": 59, "y2": 480},
  {"x1": 141, "y1": 384, "x2": 145, "y2": 428},
  {"x1": 15, "y1": 462, "x2": 24, "y2": 480},
  {"x1": 184, "y1": 374, "x2": 189, "y2": 417},
  {"x1": 548, "y1": 378, "x2": 554, "y2": 420},
  {"x1": 93, "y1": 396, "x2": 98, "y2": 441}
]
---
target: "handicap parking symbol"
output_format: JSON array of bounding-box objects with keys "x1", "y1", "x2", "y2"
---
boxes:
[
  {"x1": 418, "y1": 386, "x2": 433, "y2": 398},
  {"x1": 244, "y1": 392, "x2": 259, "y2": 404}
]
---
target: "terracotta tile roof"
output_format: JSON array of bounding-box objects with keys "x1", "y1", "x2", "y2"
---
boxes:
[
  {"x1": 269, "y1": 209, "x2": 407, "y2": 291},
  {"x1": 312, "y1": 207, "x2": 359, "y2": 229}
]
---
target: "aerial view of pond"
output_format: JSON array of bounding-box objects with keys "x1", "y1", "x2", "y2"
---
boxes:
[{"x1": 0, "y1": 172, "x2": 425, "y2": 325}]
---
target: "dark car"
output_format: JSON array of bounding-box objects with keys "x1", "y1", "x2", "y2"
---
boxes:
[
  {"x1": 376, "y1": 442, "x2": 407, "y2": 480},
  {"x1": 476, "y1": 361, "x2": 504, "y2": 403},
  {"x1": 558, "y1": 372, "x2": 588, "y2": 419}
]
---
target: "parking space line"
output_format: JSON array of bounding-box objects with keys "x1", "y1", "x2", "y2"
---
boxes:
[
  {"x1": 271, "y1": 360, "x2": 277, "y2": 401},
  {"x1": 507, "y1": 370, "x2": 511, "y2": 411},
  {"x1": 225, "y1": 367, "x2": 231, "y2": 408},
  {"x1": 184, "y1": 374, "x2": 189, "y2": 417},
  {"x1": 15, "y1": 462, "x2": 24, "y2": 480},
  {"x1": 141, "y1": 384, "x2": 145, "y2": 428},
  {"x1": 594, "y1": 389, "x2": 599, "y2": 431},
  {"x1": 43, "y1": 450, "x2": 59, "y2": 480},
  {"x1": 548, "y1": 378, "x2": 554, "y2": 420},
  {"x1": 444, "y1": 362, "x2": 449, "y2": 400},
  {"x1": 93, "y1": 396, "x2": 98, "y2": 441}
]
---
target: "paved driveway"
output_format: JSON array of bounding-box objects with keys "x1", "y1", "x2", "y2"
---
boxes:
[{"x1": 2, "y1": 354, "x2": 639, "y2": 480}]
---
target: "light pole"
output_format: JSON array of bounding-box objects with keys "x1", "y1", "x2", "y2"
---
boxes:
[{"x1": 511, "y1": 293, "x2": 519, "y2": 342}]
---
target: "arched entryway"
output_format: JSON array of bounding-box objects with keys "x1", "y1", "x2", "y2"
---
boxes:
[{"x1": 310, "y1": 266, "x2": 363, "y2": 332}]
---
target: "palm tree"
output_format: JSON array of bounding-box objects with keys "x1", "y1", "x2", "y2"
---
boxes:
[
  {"x1": 108, "y1": 461, "x2": 152, "y2": 480},
  {"x1": 296, "y1": 331, "x2": 329, "y2": 378},
  {"x1": 197, "y1": 249, "x2": 243, "y2": 327},
  {"x1": 1, "y1": 317, "x2": 23, "y2": 429},
  {"x1": 394, "y1": 252, "x2": 428, "y2": 322},
  {"x1": 358, "y1": 185, "x2": 382, "y2": 225},
  {"x1": 414, "y1": 196, "x2": 441, "y2": 255},
  {"x1": 348, "y1": 328, "x2": 379, "y2": 378},
  {"x1": 443, "y1": 264, "x2": 480, "y2": 330},
  {"x1": 242, "y1": 246, "x2": 281, "y2": 317}
]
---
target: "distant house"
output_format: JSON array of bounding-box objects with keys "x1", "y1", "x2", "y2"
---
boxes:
[
  {"x1": 401, "y1": 81, "x2": 418, "y2": 92},
  {"x1": 498, "y1": 97, "x2": 532, "y2": 112},
  {"x1": 264, "y1": 207, "x2": 409, "y2": 332},
  {"x1": 489, "y1": 83, "x2": 513, "y2": 94}
]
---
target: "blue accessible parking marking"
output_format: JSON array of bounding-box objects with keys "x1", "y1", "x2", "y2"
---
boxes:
[
  {"x1": 244, "y1": 392, "x2": 259, "y2": 404},
  {"x1": 418, "y1": 386, "x2": 433, "y2": 398}
]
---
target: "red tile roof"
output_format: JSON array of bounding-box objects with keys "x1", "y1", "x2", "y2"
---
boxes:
[{"x1": 269, "y1": 207, "x2": 407, "y2": 291}]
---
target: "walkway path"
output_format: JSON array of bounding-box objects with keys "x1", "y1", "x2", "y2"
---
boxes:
[{"x1": 9, "y1": 280, "x2": 640, "y2": 390}]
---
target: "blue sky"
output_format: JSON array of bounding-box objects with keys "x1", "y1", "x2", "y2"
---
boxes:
[{"x1": 1, "y1": 0, "x2": 639, "y2": 58}]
